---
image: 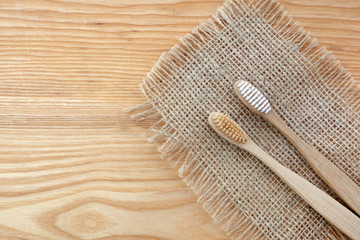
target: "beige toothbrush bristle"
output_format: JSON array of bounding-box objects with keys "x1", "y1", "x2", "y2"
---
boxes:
[{"x1": 212, "y1": 113, "x2": 247, "y2": 144}]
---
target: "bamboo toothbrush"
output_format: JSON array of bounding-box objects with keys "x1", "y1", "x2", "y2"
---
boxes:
[
  {"x1": 209, "y1": 112, "x2": 360, "y2": 239},
  {"x1": 234, "y1": 80, "x2": 360, "y2": 216}
]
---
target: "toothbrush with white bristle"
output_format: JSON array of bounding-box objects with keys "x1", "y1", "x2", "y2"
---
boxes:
[
  {"x1": 208, "y1": 112, "x2": 360, "y2": 240},
  {"x1": 234, "y1": 80, "x2": 360, "y2": 216}
]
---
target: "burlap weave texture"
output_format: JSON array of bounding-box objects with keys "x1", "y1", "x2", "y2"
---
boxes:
[{"x1": 130, "y1": 0, "x2": 359, "y2": 239}]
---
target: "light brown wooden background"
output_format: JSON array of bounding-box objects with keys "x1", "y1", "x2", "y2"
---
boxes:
[{"x1": 0, "y1": 0, "x2": 358, "y2": 239}]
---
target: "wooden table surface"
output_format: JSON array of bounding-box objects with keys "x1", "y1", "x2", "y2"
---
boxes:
[{"x1": 0, "y1": 0, "x2": 358, "y2": 239}]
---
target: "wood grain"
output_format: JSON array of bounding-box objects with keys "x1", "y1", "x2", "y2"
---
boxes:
[{"x1": 0, "y1": 0, "x2": 358, "y2": 239}]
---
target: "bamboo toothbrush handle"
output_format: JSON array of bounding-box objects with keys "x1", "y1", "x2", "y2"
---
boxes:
[
  {"x1": 264, "y1": 110, "x2": 360, "y2": 216},
  {"x1": 243, "y1": 141, "x2": 360, "y2": 240}
]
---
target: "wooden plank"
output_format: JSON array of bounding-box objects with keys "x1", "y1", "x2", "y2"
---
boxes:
[{"x1": 0, "y1": 0, "x2": 358, "y2": 239}]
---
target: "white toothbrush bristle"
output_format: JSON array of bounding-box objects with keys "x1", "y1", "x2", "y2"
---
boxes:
[
  {"x1": 237, "y1": 81, "x2": 246, "y2": 89},
  {"x1": 238, "y1": 82, "x2": 246, "y2": 91},
  {"x1": 245, "y1": 87, "x2": 256, "y2": 100},
  {"x1": 251, "y1": 93, "x2": 263, "y2": 106},
  {"x1": 249, "y1": 90, "x2": 260, "y2": 104},
  {"x1": 243, "y1": 86, "x2": 254, "y2": 98},
  {"x1": 236, "y1": 81, "x2": 272, "y2": 114},
  {"x1": 240, "y1": 83, "x2": 251, "y2": 95},
  {"x1": 254, "y1": 97, "x2": 266, "y2": 109}
]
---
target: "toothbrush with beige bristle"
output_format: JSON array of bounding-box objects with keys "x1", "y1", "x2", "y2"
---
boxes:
[
  {"x1": 234, "y1": 80, "x2": 360, "y2": 216},
  {"x1": 209, "y1": 112, "x2": 360, "y2": 239}
]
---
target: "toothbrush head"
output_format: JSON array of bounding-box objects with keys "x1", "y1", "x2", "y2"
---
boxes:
[
  {"x1": 234, "y1": 80, "x2": 272, "y2": 115},
  {"x1": 208, "y1": 112, "x2": 247, "y2": 144}
]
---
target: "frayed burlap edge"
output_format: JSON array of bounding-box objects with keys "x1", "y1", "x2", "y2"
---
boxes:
[{"x1": 126, "y1": 0, "x2": 358, "y2": 239}]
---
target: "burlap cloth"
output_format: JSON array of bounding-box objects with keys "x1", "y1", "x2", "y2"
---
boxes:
[{"x1": 129, "y1": 0, "x2": 360, "y2": 239}]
